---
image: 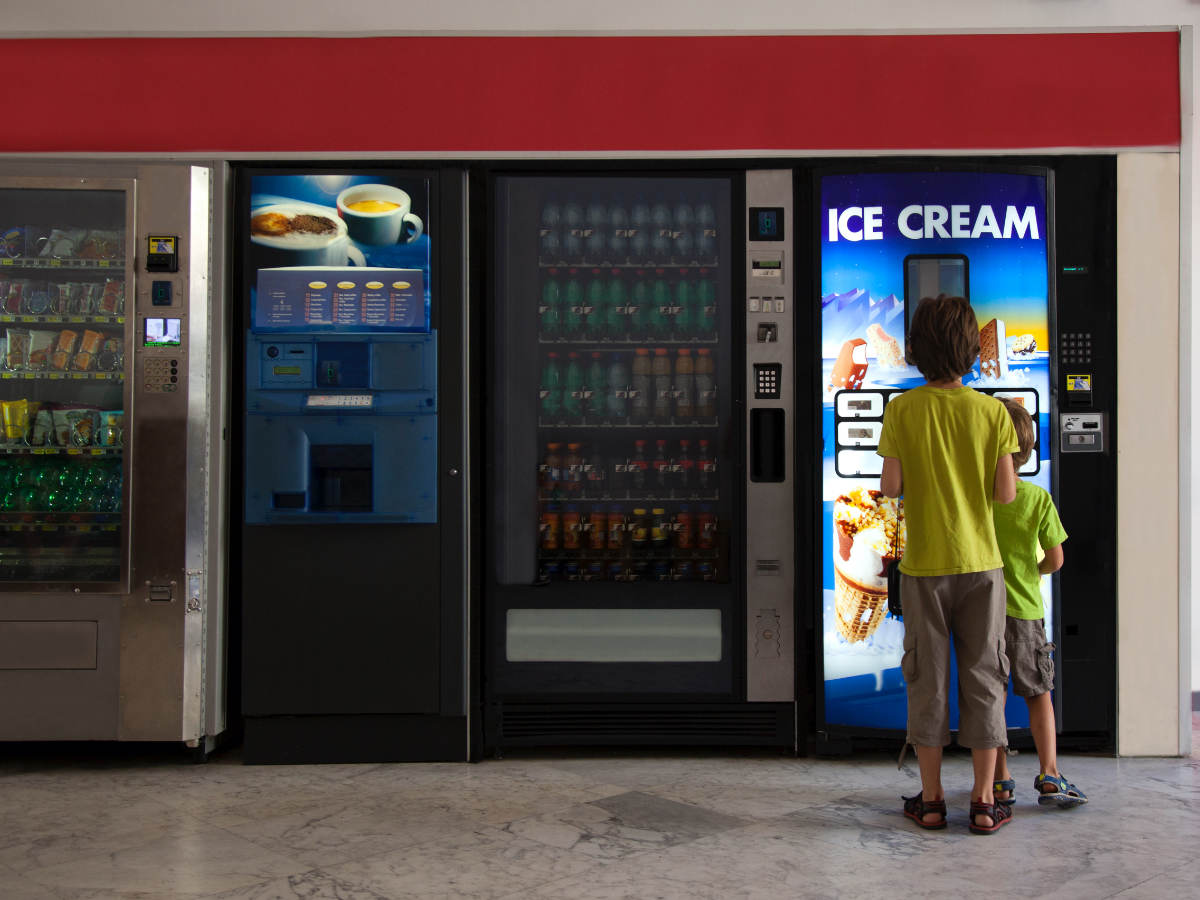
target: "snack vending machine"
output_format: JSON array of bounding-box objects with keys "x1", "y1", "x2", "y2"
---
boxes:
[
  {"x1": 484, "y1": 169, "x2": 796, "y2": 749},
  {"x1": 812, "y1": 161, "x2": 1117, "y2": 750},
  {"x1": 0, "y1": 162, "x2": 229, "y2": 749}
]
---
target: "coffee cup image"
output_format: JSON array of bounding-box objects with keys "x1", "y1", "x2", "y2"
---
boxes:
[
  {"x1": 336, "y1": 184, "x2": 424, "y2": 246},
  {"x1": 250, "y1": 204, "x2": 367, "y2": 267}
]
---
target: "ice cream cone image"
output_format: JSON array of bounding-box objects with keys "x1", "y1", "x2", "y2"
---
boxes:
[{"x1": 832, "y1": 486, "x2": 905, "y2": 643}]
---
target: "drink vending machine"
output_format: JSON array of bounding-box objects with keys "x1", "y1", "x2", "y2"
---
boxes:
[
  {"x1": 0, "y1": 161, "x2": 229, "y2": 749},
  {"x1": 484, "y1": 169, "x2": 796, "y2": 749}
]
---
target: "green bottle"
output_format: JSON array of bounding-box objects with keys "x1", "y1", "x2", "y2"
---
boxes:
[
  {"x1": 605, "y1": 275, "x2": 628, "y2": 341},
  {"x1": 673, "y1": 279, "x2": 695, "y2": 341},
  {"x1": 628, "y1": 276, "x2": 650, "y2": 340},
  {"x1": 563, "y1": 352, "x2": 585, "y2": 423},
  {"x1": 539, "y1": 352, "x2": 563, "y2": 420},
  {"x1": 563, "y1": 276, "x2": 585, "y2": 340},
  {"x1": 649, "y1": 275, "x2": 672, "y2": 340},
  {"x1": 697, "y1": 277, "x2": 717, "y2": 339},
  {"x1": 539, "y1": 276, "x2": 562, "y2": 341},
  {"x1": 585, "y1": 274, "x2": 606, "y2": 342}
]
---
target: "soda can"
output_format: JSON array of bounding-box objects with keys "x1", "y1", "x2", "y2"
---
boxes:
[
  {"x1": 608, "y1": 561, "x2": 625, "y2": 582},
  {"x1": 586, "y1": 561, "x2": 605, "y2": 582},
  {"x1": 541, "y1": 562, "x2": 561, "y2": 581},
  {"x1": 565, "y1": 560, "x2": 582, "y2": 581},
  {"x1": 698, "y1": 561, "x2": 715, "y2": 581},
  {"x1": 673, "y1": 560, "x2": 693, "y2": 581},
  {"x1": 653, "y1": 561, "x2": 671, "y2": 582}
]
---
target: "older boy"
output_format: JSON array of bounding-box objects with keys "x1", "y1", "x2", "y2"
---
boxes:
[{"x1": 877, "y1": 294, "x2": 1019, "y2": 835}]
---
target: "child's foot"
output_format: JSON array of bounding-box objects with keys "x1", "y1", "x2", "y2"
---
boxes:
[
  {"x1": 993, "y1": 777, "x2": 1016, "y2": 805},
  {"x1": 1034, "y1": 773, "x2": 1088, "y2": 808},
  {"x1": 969, "y1": 798, "x2": 1013, "y2": 834},
  {"x1": 903, "y1": 792, "x2": 948, "y2": 829}
]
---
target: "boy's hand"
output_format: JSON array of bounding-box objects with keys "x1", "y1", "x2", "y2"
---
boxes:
[
  {"x1": 993, "y1": 453, "x2": 1016, "y2": 504},
  {"x1": 1038, "y1": 543, "x2": 1064, "y2": 575},
  {"x1": 880, "y1": 457, "x2": 903, "y2": 497}
]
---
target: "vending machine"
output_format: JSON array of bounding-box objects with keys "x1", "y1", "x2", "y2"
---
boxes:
[
  {"x1": 237, "y1": 167, "x2": 468, "y2": 763},
  {"x1": 0, "y1": 161, "x2": 229, "y2": 750},
  {"x1": 483, "y1": 168, "x2": 796, "y2": 749},
  {"x1": 809, "y1": 160, "x2": 1118, "y2": 751}
]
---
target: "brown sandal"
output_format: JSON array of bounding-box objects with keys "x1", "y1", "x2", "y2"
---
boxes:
[
  {"x1": 903, "y1": 791, "x2": 947, "y2": 830},
  {"x1": 969, "y1": 798, "x2": 1013, "y2": 834}
]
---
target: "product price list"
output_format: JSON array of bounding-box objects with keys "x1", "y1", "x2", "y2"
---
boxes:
[{"x1": 255, "y1": 268, "x2": 425, "y2": 331}]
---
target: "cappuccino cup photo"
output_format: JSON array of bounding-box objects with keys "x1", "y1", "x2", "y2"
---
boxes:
[
  {"x1": 250, "y1": 204, "x2": 367, "y2": 267},
  {"x1": 336, "y1": 184, "x2": 424, "y2": 246}
]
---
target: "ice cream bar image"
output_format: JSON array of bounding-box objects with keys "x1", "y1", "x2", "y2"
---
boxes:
[
  {"x1": 830, "y1": 338, "x2": 869, "y2": 390},
  {"x1": 865, "y1": 322, "x2": 904, "y2": 369},
  {"x1": 1011, "y1": 333, "x2": 1037, "y2": 356},
  {"x1": 979, "y1": 318, "x2": 1008, "y2": 379}
]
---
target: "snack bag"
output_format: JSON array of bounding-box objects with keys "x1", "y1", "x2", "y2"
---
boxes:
[
  {"x1": 79, "y1": 230, "x2": 122, "y2": 260},
  {"x1": 52, "y1": 408, "x2": 75, "y2": 446},
  {"x1": 98, "y1": 279, "x2": 125, "y2": 316},
  {"x1": 4, "y1": 279, "x2": 29, "y2": 315},
  {"x1": 1, "y1": 399, "x2": 29, "y2": 443},
  {"x1": 30, "y1": 407, "x2": 54, "y2": 446},
  {"x1": 1, "y1": 226, "x2": 25, "y2": 259},
  {"x1": 99, "y1": 410, "x2": 124, "y2": 447},
  {"x1": 26, "y1": 330, "x2": 56, "y2": 369},
  {"x1": 51, "y1": 329, "x2": 79, "y2": 371},
  {"x1": 72, "y1": 330, "x2": 104, "y2": 371},
  {"x1": 73, "y1": 282, "x2": 103, "y2": 315},
  {"x1": 37, "y1": 227, "x2": 86, "y2": 258},
  {"x1": 52, "y1": 282, "x2": 77, "y2": 315},
  {"x1": 23, "y1": 281, "x2": 51, "y2": 315},
  {"x1": 66, "y1": 409, "x2": 98, "y2": 447},
  {"x1": 4, "y1": 328, "x2": 30, "y2": 370},
  {"x1": 97, "y1": 336, "x2": 124, "y2": 372}
]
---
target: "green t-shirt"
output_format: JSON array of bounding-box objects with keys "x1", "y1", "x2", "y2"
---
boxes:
[
  {"x1": 991, "y1": 480, "x2": 1068, "y2": 619},
  {"x1": 876, "y1": 385, "x2": 1019, "y2": 576}
]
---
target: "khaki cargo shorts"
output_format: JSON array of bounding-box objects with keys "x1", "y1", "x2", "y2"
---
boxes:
[
  {"x1": 1005, "y1": 616, "x2": 1055, "y2": 697},
  {"x1": 900, "y1": 568, "x2": 1009, "y2": 749}
]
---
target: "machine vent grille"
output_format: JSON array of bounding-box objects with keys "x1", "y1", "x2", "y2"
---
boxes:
[{"x1": 498, "y1": 707, "x2": 787, "y2": 743}]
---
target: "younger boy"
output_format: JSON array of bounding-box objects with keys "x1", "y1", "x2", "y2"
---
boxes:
[
  {"x1": 878, "y1": 294, "x2": 1019, "y2": 835},
  {"x1": 991, "y1": 398, "x2": 1087, "y2": 809}
]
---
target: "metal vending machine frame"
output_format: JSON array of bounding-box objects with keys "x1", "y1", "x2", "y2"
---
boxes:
[{"x1": 0, "y1": 161, "x2": 229, "y2": 750}]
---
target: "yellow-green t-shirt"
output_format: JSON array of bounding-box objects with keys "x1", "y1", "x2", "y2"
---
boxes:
[
  {"x1": 992, "y1": 480, "x2": 1067, "y2": 620},
  {"x1": 876, "y1": 385, "x2": 1019, "y2": 576}
]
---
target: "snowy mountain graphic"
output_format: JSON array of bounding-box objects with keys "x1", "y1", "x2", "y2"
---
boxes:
[{"x1": 822, "y1": 288, "x2": 904, "y2": 358}]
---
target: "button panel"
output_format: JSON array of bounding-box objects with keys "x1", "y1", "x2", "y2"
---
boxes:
[
  {"x1": 1059, "y1": 331, "x2": 1093, "y2": 364},
  {"x1": 754, "y1": 363, "x2": 782, "y2": 399},
  {"x1": 144, "y1": 357, "x2": 180, "y2": 393}
]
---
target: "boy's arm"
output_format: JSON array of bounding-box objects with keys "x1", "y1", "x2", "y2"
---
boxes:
[
  {"x1": 1038, "y1": 543, "x2": 1064, "y2": 575},
  {"x1": 993, "y1": 453, "x2": 1016, "y2": 504},
  {"x1": 880, "y1": 457, "x2": 903, "y2": 497}
]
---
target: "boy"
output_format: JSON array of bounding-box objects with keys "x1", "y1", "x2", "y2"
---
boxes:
[
  {"x1": 877, "y1": 294, "x2": 1019, "y2": 835},
  {"x1": 991, "y1": 398, "x2": 1087, "y2": 809}
]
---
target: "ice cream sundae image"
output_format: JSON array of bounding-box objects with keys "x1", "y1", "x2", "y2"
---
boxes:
[{"x1": 833, "y1": 486, "x2": 906, "y2": 643}]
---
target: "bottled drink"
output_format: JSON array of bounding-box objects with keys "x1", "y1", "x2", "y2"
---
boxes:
[
  {"x1": 673, "y1": 196, "x2": 694, "y2": 233},
  {"x1": 607, "y1": 352, "x2": 630, "y2": 422},
  {"x1": 604, "y1": 274, "x2": 627, "y2": 341},
  {"x1": 677, "y1": 439, "x2": 695, "y2": 495},
  {"x1": 584, "y1": 273, "x2": 606, "y2": 341},
  {"x1": 673, "y1": 279, "x2": 695, "y2": 340},
  {"x1": 563, "y1": 276, "x2": 585, "y2": 340},
  {"x1": 630, "y1": 348, "x2": 652, "y2": 424},
  {"x1": 540, "y1": 442, "x2": 564, "y2": 497},
  {"x1": 540, "y1": 200, "x2": 562, "y2": 262},
  {"x1": 652, "y1": 348, "x2": 673, "y2": 423},
  {"x1": 629, "y1": 197, "x2": 651, "y2": 264},
  {"x1": 697, "y1": 276, "x2": 717, "y2": 339},
  {"x1": 627, "y1": 275, "x2": 649, "y2": 339},
  {"x1": 563, "y1": 196, "x2": 585, "y2": 262},
  {"x1": 673, "y1": 198, "x2": 694, "y2": 263},
  {"x1": 541, "y1": 504, "x2": 561, "y2": 551},
  {"x1": 539, "y1": 276, "x2": 562, "y2": 341},
  {"x1": 649, "y1": 197, "x2": 672, "y2": 263},
  {"x1": 630, "y1": 508, "x2": 649, "y2": 555},
  {"x1": 630, "y1": 439, "x2": 649, "y2": 493},
  {"x1": 673, "y1": 228, "x2": 694, "y2": 264},
  {"x1": 607, "y1": 505, "x2": 626, "y2": 552},
  {"x1": 650, "y1": 508, "x2": 670, "y2": 553},
  {"x1": 609, "y1": 452, "x2": 628, "y2": 497},
  {"x1": 584, "y1": 454, "x2": 606, "y2": 498},
  {"x1": 649, "y1": 274, "x2": 672, "y2": 340},
  {"x1": 696, "y1": 201, "x2": 718, "y2": 263},
  {"x1": 539, "y1": 352, "x2": 563, "y2": 420},
  {"x1": 562, "y1": 504, "x2": 582, "y2": 551},
  {"x1": 675, "y1": 505, "x2": 693, "y2": 550},
  {"x1": 541, "y1": 199, "x2": 562, "y2": 230},
  {"x1": 674, "y1": 349, "x2": 694, "y2": 421},
  {"x1": 564, "y1": 442, "x2": 585, "y2": 497},
  {"x1": 585, "y1": 352, "x2": 607, "y2": 422},
  {"x1": 652, "y1": 439, "x2": 669, "y2": 495},
  {"x1": 588, "y1": 508, "x2": 607, "y2": 552},
  {"x1": 695, "y1": 348, "x2": 716, "y2": 418},
  {"x1": 584, "y1": 198, "x2": 608, "y2": 263},
  {"x1": 694, "y1": 227, "x2": 714, "y2": 264},
  {"x1": 697, "y1": 504, "x2": 717, "y2": 551},
  {"x1": 609, "y1": 199, "x2": 630, "y2": 263},
  {"x1": 563, "y1": 352, "x2": 584, "y2": 423},
  {"x1": 698, "y1": 439, "x2": 716, "y2": 493}
]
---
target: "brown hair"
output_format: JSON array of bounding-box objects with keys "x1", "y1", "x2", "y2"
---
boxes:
[
  {"x1": 905, "y1": 294, "x2": 981, "y2": 381},
  {"x1": 1001, "y1": 398, "x2": 1035, "y2": 467}
]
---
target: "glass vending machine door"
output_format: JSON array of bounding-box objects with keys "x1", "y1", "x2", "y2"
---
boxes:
[
  {"x1": 0, "y1": 185, "x2": 131, "y2": 588},
  {"x1": 490, "y1": 175, "x2": 737, "y2": 695}
]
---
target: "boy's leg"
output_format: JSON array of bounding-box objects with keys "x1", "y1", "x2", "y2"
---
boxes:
[
  {"x1": 914, "y1": 745, "x2": 945, "y2": 824},
  {"x1": 900, "y1": 574, "x2": 953, "y2": 824},
  {"x1": 972, "y1": 747, "x2": 1000, "y2": 824},
  {"x1": 1026, "y1": 691, "x2": 1058, "y2": 778}
]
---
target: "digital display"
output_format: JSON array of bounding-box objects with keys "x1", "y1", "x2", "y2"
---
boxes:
[
  {"x1": 144, "y1": 317, "x2": 181, "y2": 347},
  {"x1": 305, "y1": 394, "x2": 374, "y2": 409},
  {"x1": 273, "y1": 365, "x2": 302, "y2": 376},
  {"x1": 749, "y1": 206, "x2": 786, "y2": 241}
]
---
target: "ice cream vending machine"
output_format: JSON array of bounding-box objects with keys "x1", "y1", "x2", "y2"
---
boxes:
[
  {"x1": 0, "y1": 161, "x2": 230, "y2": 750},
  {"x1": 810, "y1": 160, "x2": 1117, "y2": 751}
]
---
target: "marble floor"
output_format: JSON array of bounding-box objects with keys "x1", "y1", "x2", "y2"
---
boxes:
[{"x1": 0, "y1": 719, "x2": 1197, "y2": 900}]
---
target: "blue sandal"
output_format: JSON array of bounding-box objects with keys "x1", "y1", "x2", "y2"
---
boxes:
[
  {"x1": 1035, "y1": 773, "x2": 1088, "y2": 808},
  {"x1": 993, "y1": 778, "x2": 1016, "y2": 805}
]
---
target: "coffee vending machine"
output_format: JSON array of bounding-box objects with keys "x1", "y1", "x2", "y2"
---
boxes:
[{"x1": 0, "y1": 161, "x2": 230, "y2": 750}]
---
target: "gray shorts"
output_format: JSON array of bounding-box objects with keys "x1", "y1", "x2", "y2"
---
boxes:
[
  {"x1": 900, "y1": 569, "x2": 1009, "y2": 749},
  {"x1": 1005, "y1": 616, "x2": 1055, "y2": 697}
]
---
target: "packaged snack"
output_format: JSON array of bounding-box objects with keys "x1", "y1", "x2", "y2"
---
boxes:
[
  {"x1": 72, "y1": 330, "x2": 104, "y2": 371},
  {"x1": 97, "y1": 336, "x2": 124, "y2": 372},
  {"x1": 66, "y1": 409, "x2": 98, "y2": 446},
  {"x1": 0, "y1": 280, "x2": 10, "y2": 303},
  {"x1": 78, "y1": 230, "x2": 122, "y2": 260},
  {"x1": 99, "y1": 410, "x2": 124, "y2": 447},
  {"x1": 37, "y1": 227, "x2": 86, "y2": 259},
  {"x1": 51, "y1": 329, "x2": 79, "y2": 371},
  {"x1": 52, "y1": 408, "x2": 75, "y2": 446},
  {"x1": 98, "y1": 279, "x2": 125, "y2": 315},
  {"x1": 26, "y1": 329, "x2": 56, "y2": 369},
  {"x1": 73, "y1": 282, "x2": 103, "y2": 315},
  {"x1": 4, "y1": 279, "x2": 30, "y2": 315},
  {"x1": 4, "y1": 328, "x2": 30, "y2": 370},
  {"x1": 1, "y1": 399, "x2": 29, "y2": 443},
  {"x1": 30, "y1": 407, "x2": 54, "y2": 446},
  {"x1": 23, "y1": 281, "x2": 51, "y2": 315},
  {"x1": 1, "y1": 226, "x2": 25, "y2": 259},
  {"x1": 52, "y1": 282, "x2": 77, "y2": 315}
]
